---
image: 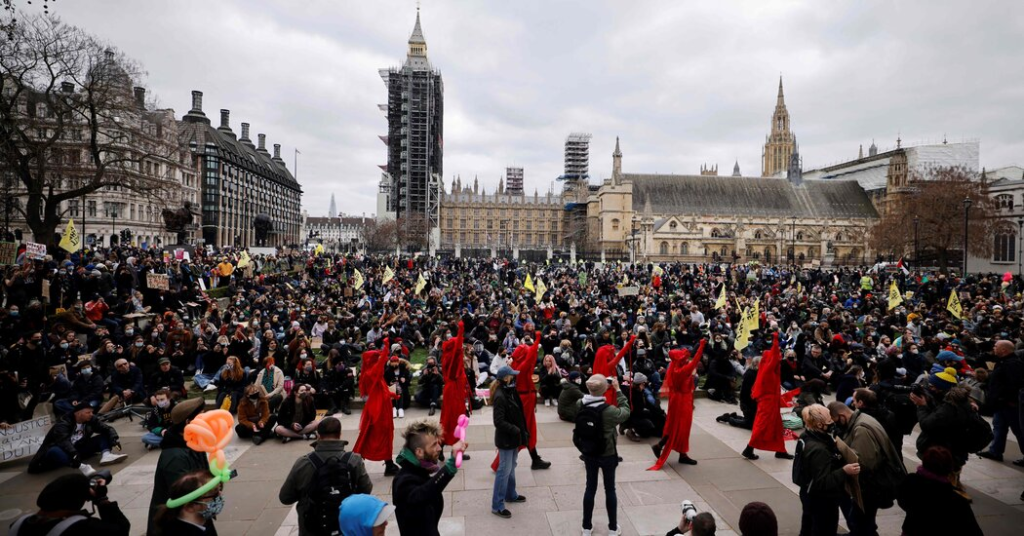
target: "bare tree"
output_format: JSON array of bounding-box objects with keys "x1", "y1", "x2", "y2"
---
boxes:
[
  {"x1": 0, "y1": 15, "x2": 177, "y2": 248},
  {"x1": 869, "y1": 165, "x2": 996, "y2": 271}
]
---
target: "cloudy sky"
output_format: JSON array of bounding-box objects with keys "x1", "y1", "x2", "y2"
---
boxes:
[{"x1": 42, "y1": 0, "x2": 1024, "y2": 216}]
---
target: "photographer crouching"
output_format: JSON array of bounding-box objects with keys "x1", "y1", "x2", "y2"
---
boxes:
[{"x1": 9, "y1": 472, "x2": 130, "y2": 535}]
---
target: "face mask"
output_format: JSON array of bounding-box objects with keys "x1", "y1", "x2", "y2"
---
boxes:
[
  {"x1": 9, "y1": 311, "x2": 17, "y2": 317},
  {"x1": 298, "y1": 391, "x2": 309, "y2": 398},
  {"x1": 299, "y1": 353, "x2": 307, "y2": 359},
  {"x1": 125, "y1": 329, "x2": 134, "y2": 336},
  {"x1": 135, "y1": 341, "x2": 144, "y2": 348},
  {"x1": 198, "y1": 495, "x2": 225, "y2": 519},
  {"x1": 248, "y1": 395, "x2": 259, "y2": 401},
  {"x1": 304, "y1": 365, "x2": 313, "y2": 372},
  {"x1": 156, "y1": 400, "x2": 170, "y2": 408},
  {"x1": 80, "y1": 367, "x2": 92, "y2": 377},
  {"x1": 60, "y1": 342, "x2": 69, "y2": 349}
]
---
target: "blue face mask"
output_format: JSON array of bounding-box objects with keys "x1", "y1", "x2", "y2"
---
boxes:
[
  {"x1": 9, "y1": 311, "x2": 18, "y2": 317},
  {"x1": 60, "y1": 342, "x2": 69, "y2": 350},
  {"x1": 80, "y1": 368, "x2": 92, "y2": 376},
  {"x1": 198, "y1": 495, "x2": 225, "y2": 519}
]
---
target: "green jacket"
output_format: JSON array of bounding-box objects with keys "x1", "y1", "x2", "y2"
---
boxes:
[
  {"x1": 557, "y1": 379, "x2": 584, "y2": 422},
  {"x1": 576, "y1": 391, "x2": 631, "y2": 457}
]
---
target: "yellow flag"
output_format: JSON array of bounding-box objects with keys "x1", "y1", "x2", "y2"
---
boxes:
[
  {"x1": 735, "y1": 306, "x2": 751, "y2": 350},
  {"x1": 887, "y1": 280, "x2": 903, "y2": 311},
  {"x1": 237, "y1": 250, "x2": 251, "y2": 268},
  {"x1": 622, "y1": 273, "x2": 629, "y2": 285},
  {"x1": 313, "y1": 243, "x2": 324, "y2": 256},
  {"x1": 524, "y1": 274, "x2": 535, "y2": 292},
  {"x1": 382, "y1": 266, "x2": 395, "y2": 285},
  {"x1": 947, "y1": 290, "x2": 962, "y2": 319},
  {"x1": 796, "y1": 282, "x2": 802, "y2": 295},
  {"x1": 653, "y1": 265, "x2": 664, "y2": 277},
  {"x1": 535, "y1": 278, "x2": 547, "y2": 301},
  {"x1": 415, "y1": 273, "x2": 427, "y2": 295},
  {"x1": 58, "y1": 219, "x2": 80, "y2": 253},
  {"x1": 744, "y1": 300, "x2": 760, "y2": 333},
  {"x1": 714, "y1": 284, "x2": 727, "y2": 310},
  {"x1": 352, "y1": 269, "x2": 365, "y2": 289}
]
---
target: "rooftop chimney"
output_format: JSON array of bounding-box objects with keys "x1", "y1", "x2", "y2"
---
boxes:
[
  {"x1": 219, "y1": 109, "x2": 230, "y2": 130},
  {"x1": 182, "y1": 90, "x2": 210, "y2": 124},
  {"x1": 104, "y1": 48, "x2": 115, "y2": 62},
  {"x1": 133, "y1": 87, "x2": 146, "y2": 110},
  {"x1": 257, "y1": 134, "x2": 268, "y2": 153},
  {"x1": 190, "y1": 91, "x2": 203, "y2": 113},
  {"x1": 240, "y1": 122, "x2": 251, "y2": 141},
  {"x1": 273, "y1": 144, "x2": 282, "y2": 160},
  {"x1": 61, "y1": 81, "x2": 74, "y2": 94}
]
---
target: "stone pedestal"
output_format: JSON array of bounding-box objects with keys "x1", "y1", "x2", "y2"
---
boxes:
[
  {"x1": 570, "y1": 243, "x2": 577, "y2": 264},
  {"x1": 455, "y1": 243, "x2": 461, "y2": 259},
  {"x1": 546, "y1": 245, "x2": 553, "y2": 261},
  {"x1": 513, "y1": 247, "x2": 519, "y2": 260}
]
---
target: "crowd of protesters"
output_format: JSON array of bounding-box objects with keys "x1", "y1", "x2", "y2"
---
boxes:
[{"x1": 3, "y1": 241, "x2": 1023, "y2": 535}]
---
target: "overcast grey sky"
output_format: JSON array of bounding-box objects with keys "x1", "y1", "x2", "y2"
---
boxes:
[{"x1": 44, "y1": 0, "x2": 1024, "y2": 216}]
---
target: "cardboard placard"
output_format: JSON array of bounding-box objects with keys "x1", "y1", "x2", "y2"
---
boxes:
[
  {"x1": 146, "y1": 272, "x2": 170, "y2": 290},
  {"x1": 1, "y1": 415, "x2": 54, "y2": 464},
  {"x1": 41, "y1": 279, "x2": 50, "y2": 300},
  {"x1": 618, "y1": 286, "x2": 640, "y2": 296},
  {"x1": 25, "y1": 242, "x2": 46, "y2": 260},
  {"x1": 0, "y1": 242, "x2": 16, "y2": 265}
]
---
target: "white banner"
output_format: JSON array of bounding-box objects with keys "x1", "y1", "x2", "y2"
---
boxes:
[{"x1": 1, "y1": 415, "x2": 53, "y2": 463}]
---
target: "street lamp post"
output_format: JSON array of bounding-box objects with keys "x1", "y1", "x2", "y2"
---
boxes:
[
  {"x1": 962, "y1": 197, "x2": 972, "y2": 275},
  {"x1": 913, "y1": 215, "x2": 919, "y2": 265},
  {"x1": 110, "y1": 203, "x2": 118, "y2": 247},
  {"x1": 1018, "y1": 218, "x2": 1023, "y2": 277}
]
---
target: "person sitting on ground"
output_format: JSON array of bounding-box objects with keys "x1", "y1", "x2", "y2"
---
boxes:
[
  {"x1": 54, "y1": 360, "x2": 105, "y2": 416},
  {"x1": 27, "y1": 402, "x2": 127, "y2": 475},
  {"x1": 142, "y1": 389, "x2": 175, "y2": 451},
  {"x1": 715, "y1": 355, "x2": 759, "y2": 429},
  {"x1": 897, "y1": 445, "x2": 983, "y2": 536},
  {"x1": 211, "y1": 356, "x2": 246, "y2": 413},
  {"x1": 415, "y1": 356, "x2": 445, "y2": 416},
  {"x1": 274, "y1": 383, "x2": 322, "y2": 443},
  {"x1": 557, "y1": 371, "x2": 585, "y2": 422},
  {"x1": 279, "y1": 417, "x2": 373, "y2": 535},
  {"x1": 236, "y1": 384, "x2": 277, "y2": 445},
  {"x1": 148, "y1": 357, "x2": 185, "y2": 402},
  {"x1": 538, "y1": 354, "x2": 564, "y2": 407},
  {"x1": 99, "y1": 358, "x2": 146, "y2": 414},
  {"x1": 625, "y1": 372, "x2": 666, "y2": 440},
  {"x1": 255, "y1": 356, "x2": 285, "y2": 411},
  {"x1": 8, "y1": 473, "x2": 130, "y2": 536}
]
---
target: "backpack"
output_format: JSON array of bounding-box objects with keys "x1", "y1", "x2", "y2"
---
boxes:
[
  {"x1": 302, "y1": 452, "x2": 356, "y2": 536},
  {"x1": 960, "y1": 405, "x2": 994, "y2": 454},
  {"x1": 883, "y1": 391, "x2": 918, "y2": 435},
  {"x1": 573, "y1": 401, "x2": 609, "y2": 457}
]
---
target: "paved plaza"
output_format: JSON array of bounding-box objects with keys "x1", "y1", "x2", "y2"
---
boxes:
[{"x1": 1, "y1": 398, "x2": 1023, "y2": 535}]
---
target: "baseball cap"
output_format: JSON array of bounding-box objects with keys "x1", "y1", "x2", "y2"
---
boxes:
[{"x1": 495, "y1": 366, "x2": 520, "y2": 380}]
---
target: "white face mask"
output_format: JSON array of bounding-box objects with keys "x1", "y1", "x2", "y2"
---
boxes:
[{"x1": 156, "y1": 399, "x2": 170, "y2": 408}]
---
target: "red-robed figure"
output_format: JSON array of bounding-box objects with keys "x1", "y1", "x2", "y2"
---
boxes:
[
  {"x1": 743, "y1": 332, "x2": 792, "y2": 460},
  {"x1": 593, "y1": 335, "x2": 638, "y2": 405},
  {"x1": 649, "y1": 339, "x2": 706, "y2": 470},
  {"x1": 491, "y1": 331, "x2": 551, "y2": 470},
  {"x1": 354, "y1": 338, "x2": 401, "y2": 474},
  {"x1": 440, "y1": 321, "x2": 470, "y2": 447}
]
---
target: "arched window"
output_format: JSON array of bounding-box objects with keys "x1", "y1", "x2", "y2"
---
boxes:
[
  {"x1": 711, "y1": 228, "x2": 720, "y2": 238},
  {"x1": 754, "y1": 230, "x2": 762, "y2": 240},
  {"x1": 796, "y1": 231, "x2": 804, "y2": 241},
  {"x1": 660, "y1": 242, "x2": 669, "y2": 255},
  {"x1": 998, "y1": 194, "x2": 1014, "y2": 210},
  {"x1": 835, "y1": 233, "x2": 843, "y2": 242},
  {"x1": 680, "y1": 243, "x2": 689, "y2": 255},
  {"x1": 669, "y1": 221, "x2": 678, "y2": 230},
  {"x1": 720, "y1": 245, "x2": 728, "y2": 256},
  {"x1": 611, "y1": 219, "x2": 620, "y2": 231}
]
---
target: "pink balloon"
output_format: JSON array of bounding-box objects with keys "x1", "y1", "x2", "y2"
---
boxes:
[{"x1": 1004, "y1": 272, "x2": 1013, "y2": 282}]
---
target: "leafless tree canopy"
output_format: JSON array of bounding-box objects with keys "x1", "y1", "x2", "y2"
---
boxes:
[
  {"x1": 361, "y1": 217, "x2": 428, "y2": 253},
  {"x1": 0, "y1": 14, "x2": 179, "y2": 247},
  {"x1": 869, "y1": 165, "x2": 996, "y2": 270}
]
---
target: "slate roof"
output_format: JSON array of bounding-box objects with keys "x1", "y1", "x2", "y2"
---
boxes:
[
  {"x1": 178, "y1": 119, "x2": 301, "y2": 193},
  {"x1": 627, "y1": 174, "x2": 877, "y2": 219}
]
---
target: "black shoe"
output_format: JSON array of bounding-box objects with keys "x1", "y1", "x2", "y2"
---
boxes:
[
  {"x1": 384, "y1": 461, "x2": 399, "y2": 477},
  {"x1": 341, "y1": 406, "x2": 352, "y2": 415},
  {"x1": 742, "y1": 446, "x2": 759, "y2": 460},
  {"x1": 531, "y1": 458, "x2": 551, "y2": 470},
  {"x1": 509, "y1": 495, "x2": 526, "y2": 503},
  {"x1": 775, "y1": 452, "x2": 794, "y2": 460},
  {"x1": 678, "y1": 454, "x2": 697, "y2": 465},
  {"x1": 652, "y1": 443, "x2": 663, "y2": 459},
  {"x1": 429, "y1": 405, "x2": 436, "y2": 417},
  {"x1": 492, "y1": 509, "x2": 512, "y2": 518},
  {"x1": 1013, "y1": 458, "x2": 1024, "y2": 467},
  {"x1": 280, "y1": 437, "x2": 292, "y2": 444},
  {"x1": 252, "y1": 435, "x2": 264, "y2": 446},
  {"x1": 462, "y1": 453, "x2": 471, "y2": 460},
  {"x1": 978, "y1": 451, "x2": 1003, "y2": 462},
  {"x1": 716, "y1": 413, "x2": 730, "y2": 423}
]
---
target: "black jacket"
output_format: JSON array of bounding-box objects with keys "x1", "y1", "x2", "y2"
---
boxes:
[
  {"x1": 739, "y1": 367, "x2": 758, "y2": 416},
  {"x1": 9, "y1": 501, "x2": 130, "y2": 536},
  {"x1": 897, "y1": 471, "x2": 982, "y2": 536},
  {"x1": 28, "y1": 414, "x2": 120, "y2": 473},
  {"x1": 987, "y1": 354, "x2": 1024, "y2": 409},
  {"x1": 148, "y1": 366, "x2": 185, "y2": 394},
  {"x1": 492, "y1": 383, "x2": 528, "y2": 450},
  {"x1": 392, "y1": 449, "x2": 457, "y2": 536},
  {"x1": 69, "y1": 373, "x2": 105, "y2": 406},
  {"x1": 792, "y1": 429, "x2": 848, "y2": 500},
  {"x1": 915, "y1": 398, "x2": 973, "y2": 464}
]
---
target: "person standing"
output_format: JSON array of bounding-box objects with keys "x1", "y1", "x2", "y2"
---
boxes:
[
  {"x1": 147, "y1": 396, "x2": 208, "y2": 536},
  {"x1": 593, "y1": 334, "x2": 638, "y2": 404},
  {"x1": 353, "y1": 339, "x2": 401, "y2": 476},
  {"x1": 978, "y1": 340, "x2": 1024, "y2": 464},
  {"x1": 489, "y1": 331, "x2": 552, "y2": 471},
  {"x1": 793, "y1": 404, "x2": 861, "y2": 536},
  {"x1": 440, "y1": 321, "x2": 471, "y2": 456},
  {"x1": 650, "y1": 340, "x2": 706, "y2": 469},
  {"x1": 828, "y1": 401, "x2": 906, "y2": 536},
  {"x1": 897, "y1": 446, "x2": 983, "y2": 536},
  {"x1": 490, "y1": 365, "x2": 528, "y2": 518},
  {"x1": 744, "y1": 333, "x2": 793, "y2": 460},
  {"x1": 279, "y1": 417, "x2": 372, "y2": 535},
  {"x1": 392, "y1": 419, "x2": 465, "y2": 536},
  {"x1": 577, "y1": 373, "x2": 631, "y2": 536}
]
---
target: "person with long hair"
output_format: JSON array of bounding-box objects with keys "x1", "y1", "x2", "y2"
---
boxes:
[
  {"x1": 650, "y1": 339, "x2": 706, "y2": 469},
  {"x1": 538, "y1": 354, "x2": 564, "y2": 407},
  {"x1": 273, "y1": 383, "x2": 321, "y2": 443},
  {"x1": 213, "y1": 356, "x2": 245, "y2": 413},
  {"x1": 254, "y1": 356, "x2": 285, "y2": 411},
  {"x1": 235, "y1": 384, "x2": 276, "y2": 445},
  {"x1": 154, "y1": 470, "x2": 222, "y2": 535}
]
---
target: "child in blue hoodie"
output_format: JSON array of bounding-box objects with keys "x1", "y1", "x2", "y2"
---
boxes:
[{"x1": 338, "y1": 494, "x2": 395, "y2": 536}]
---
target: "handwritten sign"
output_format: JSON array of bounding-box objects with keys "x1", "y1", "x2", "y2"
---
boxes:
[
  {"x1": 0, "y1": 242, "x2": 16, "y2": 265},
  {"x1": 1, "y1": 415, "x2": 54, "y2": 464},
  {"x1": 41, "y1": 279, "x2": 50, "y2": 300},
  {"x1": 618, "y1": 286, "x2": 640, "y2": 297},
  {"x1": 146, "y1": 272, "x2": 170, "y2": 290},
  {"x1": 25, "y1": 242, "x2": 46, "y2": 260}
]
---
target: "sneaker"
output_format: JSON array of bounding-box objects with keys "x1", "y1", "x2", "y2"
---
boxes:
[
  {"x1": 625, "y1": 429, "x2": 641, "y2": 442},
  {"x1": 252, "y1": 435, "x2": 264, "y2": 445},
  {"x1": 429, "y1": 404, "x2": 436, "y2": 417},
  {"x1": 204, "y1": 383, "x2": 218, "y2": 392},
  {"x1": 582, "y1": 529, "x2": 593, "y2": 536},
  {"x1": 78, "y1": 463, "x2": 96, "y2": 477},
  {"x1": 978, "y1": 451, "x2": 1003, "y2": 462},
  {"x1": 716, "y1": 413, "x2": 730, "y2": 423},
  {"x1": 281, "y1": 437, "x2": 292, "y2": 444},
  {"x1": 1013, "y1": 458, "x2": 1024, "y2": 467},
  {"x1": 341, "y1": 406, "x2": 352, "y2": 415},
  {"x1": 99, "y1": 451, "x2": 127, "y2": 466},
  {"x1": 775, "y1": 452, "x2": 795, "y2": 460},
  {"x1": 144, "y1": 443, "x2": 156, "y2": 451},
  {"x1": 609, "y1": 527, "x2": 622, "y2": 536},
  {"x1": 509, "y1": 494, "x2": 526, "y2": 503},
  {"x1": 544, "y1": 399, "x2": 551, "y2": 407},
  {"x1": 393, "y1": 407, "x2": 398, "y2": 418},
  {"x1": 491, "y1": 509, "x2": 512, "y2": 518},
  {"x1": 398, "y1": 408, "x2": 405, "y2": 418}
]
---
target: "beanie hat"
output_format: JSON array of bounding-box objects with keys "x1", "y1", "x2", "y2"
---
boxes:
[
  {"x1": 936, "y1": 350, "x2": 963, "y2": 362},
  {"x1": 567, "y1": 371, "x2": 581, "y2": 382},
  {"x1": 738, "y1": 501, "x2": 778, "y2": 536},
  {"x1": 928, "y1": 367, "x2": 958, "y2": 391},
  {"x1": 37, "y1": 474, "x2": 90, "y2": 511},
  {"x1": 632, "y1": 372, "x2": 648, "y2": 385}
]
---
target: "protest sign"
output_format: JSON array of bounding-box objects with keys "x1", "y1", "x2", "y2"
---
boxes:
[
  {"x1": 25, "y1": 242, "x2": 46, "y2": 260},
  {"x1": 0, "y1": 242, "x2": 16, "y2": 265},
  {"x1": 618, "y1": 286, "x2": 640, "y2": 296},
  {"x1": 146, "y1": 272, "x2": 170, "y2": 290},
  {"x1": 1, "y1": 415, "x2": 54, "y2": 464}
]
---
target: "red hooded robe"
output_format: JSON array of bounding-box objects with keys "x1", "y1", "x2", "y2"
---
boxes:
[
  {"x1": 748, "y1": 333, "x2": 786, "y2": 453},
  {"x1": 593, "y1": 335, "x2": 638, "y2": 405},
  {"x1": 353, "y1": 338, "x2": 399, "y2": 461},
  {"x1": 440, "y1": 321, "x2": 470, "y2": 446},
  {"x1": 648, "y1": 339, "x2": 706, "y2": 471},
  {"x1": 491, "y1": 332, "x2": 541, "y2": 470}
]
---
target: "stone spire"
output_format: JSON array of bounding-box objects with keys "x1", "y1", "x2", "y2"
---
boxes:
[
  {"x1": 777, "y1": 75, "x2": 785, "y2": 107},
  {"x1": 859, "y1": 144, "x2": 863, "y2": 159},
  {"x1": 328, "y1": 194, "x2": 337, "y2": 218},
  {"x1": 612, "y1": 136, "x2": 622, "y2": 185},
  {"x1": 405, "y1": 6, "x2": 429, "y2": 69},
  {"x1": 732, "y1": 160, "x2": 741, "y2": 177},
  {"x1": 762, "y1": 76, "x2": 795, "y2": 177}
]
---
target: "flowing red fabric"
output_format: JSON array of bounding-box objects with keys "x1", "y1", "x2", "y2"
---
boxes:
[
  {"x1": 593, "y1": 335, "x2": 637, "y2": 405},
  {"x1": 440, "y1": 321, "x2": 469, "y2": 446},
  {"x1": 353, "y1": 338, "x2": 398, "y2": 462},
  {"x1": 748, "y1": 333, "x2": 786, "y2": 453},
  {"x1": 649, "y1": 340, "x2": 706, "y2": 471},
  {"x1": 491, "y1": 333, "x2": 541, "y2": 470}
]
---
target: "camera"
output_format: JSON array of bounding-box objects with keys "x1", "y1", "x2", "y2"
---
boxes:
[
  {"x1": 911, "y1": 383, "x2": 927, "y2": 398},
  {"x1": 681, "y1": 499, "x2": 698, "y2": 521}
]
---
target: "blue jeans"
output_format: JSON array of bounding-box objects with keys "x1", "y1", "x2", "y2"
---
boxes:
[
  {"x1": 582, "y1": 455, "x2": 619, "y2": 531},
  {"x1": 29, "y1": 435, "x2": 110, "y2": 474},
  {"x1": 141, "y1": 432, "x2": 163, "y2": 447},
  {"x1": 987, "y1": 405, "x2": 1022, "y2": 456},
  {"x1": 491, "y1": 448, "x2": 520, "y2": 511}
]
